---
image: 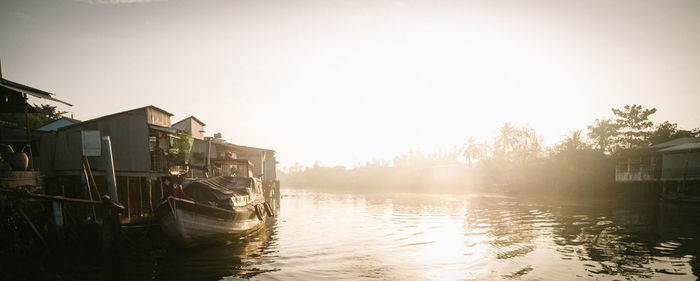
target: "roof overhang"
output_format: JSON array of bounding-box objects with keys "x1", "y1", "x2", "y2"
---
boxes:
[
  {"x1": 211, "y1": 159, "x2": 254, "y2": 167},
  {"x1": 0, "y1": 78, "x2": 72, "y2": 106},
  {"x1": 149, "y1": 124, "x2": 178, "y2": 134},
  {"x1": 658, "y1": 143, "x2": 700, "y2": 153}
]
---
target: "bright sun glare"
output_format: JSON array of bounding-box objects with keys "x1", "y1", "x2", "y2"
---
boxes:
[
  {"x1": 3, "y1": 0, "x2": 699, "y2": 167},
  {"x1": 288, "y1": 24, "x2": 585, "y2": 166}
]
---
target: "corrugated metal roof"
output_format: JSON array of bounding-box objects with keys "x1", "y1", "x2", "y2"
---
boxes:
[
  {"x1": 58, "y1": 105, "x2": 173, "y2": 131},
  {"x1": 658, "y1": 142, "x2": 700, "y2": 153},
  {"x1": 173, "y1": 116, "x2": 206, "y2": 126},
  {"x1": 231, "y1": 144, "x2": 276, "y2": 153},
  {"x1": 0, "y1": 78, "x2": 72, "y2": 106},
  {"x1": 36, "y1": 117, "x2": 81, "y2": 132},
  {"x1": 651, "y1": 137, "x2": 700, "y2": 148}
]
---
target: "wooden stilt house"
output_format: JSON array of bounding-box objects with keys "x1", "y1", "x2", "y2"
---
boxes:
[{"x1": 53, "y1": 105, "x2": 182, "y2": 223}]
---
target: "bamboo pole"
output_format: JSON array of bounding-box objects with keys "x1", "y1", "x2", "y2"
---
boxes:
[
  {"x1": 19, "y1": 209, "x2": 45, "y2": 245},
  {"x1": 83, "y1": 156, "x2": 101, "y2": 198},
  {"x1": 82, "y1": 162, "x2": 97, "y2": 219},
  {"x1": 0, "y1": 188, "x2": 102, "y2": 204}
]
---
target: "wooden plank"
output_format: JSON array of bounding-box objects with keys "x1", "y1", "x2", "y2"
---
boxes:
[
  {"x1": 0, "y1": 188, "x2": 102, "y2": 204},
  {"x1": 54, "y1": 170, "x2": 169, "y2": 177}
]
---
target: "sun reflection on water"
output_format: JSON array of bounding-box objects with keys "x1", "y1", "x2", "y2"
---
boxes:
[{"x1": 143, "y1": 190, "x2": 700, "y2": 281}]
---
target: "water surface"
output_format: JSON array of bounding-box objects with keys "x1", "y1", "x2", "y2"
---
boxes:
[{"x1": 144, "y1": 188, "x2": 700, "y2": 280}]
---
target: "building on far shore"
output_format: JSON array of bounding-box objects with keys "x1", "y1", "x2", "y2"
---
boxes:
[
  {"x1": 658, "y1": 142, "x2": 700, "y2": 202},
  {"x1": 615, "y1": 137, "x2": 700, "y2": 201},
  {"x1": 615, "y1": 137, "x2": 700, "y2": 183}
]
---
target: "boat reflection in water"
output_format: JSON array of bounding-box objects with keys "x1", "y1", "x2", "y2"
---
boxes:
[{"x1": 142, "y1": 213, "x2": 279, "y2": 281}]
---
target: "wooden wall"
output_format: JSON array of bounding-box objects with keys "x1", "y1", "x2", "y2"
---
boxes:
[
  {"x1": 146, "y1": 107, "x2": 171, "y2": 127},
  {"x1": 54, "y1": 108, "x2": 151, "y2": 173}
]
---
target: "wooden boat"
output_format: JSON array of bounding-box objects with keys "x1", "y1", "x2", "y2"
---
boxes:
[{"x1": 156, "y1": 160, "x2": 273, "y2": 247}]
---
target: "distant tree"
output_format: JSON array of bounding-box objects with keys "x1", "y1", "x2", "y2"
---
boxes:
[
  {"x1": 611, "y1": 104, "x2": 657, "y2": 149},
  {"x1": 493, "y1": 123, "x2": 542, "y2": 166},
  {"x1": 494, "y1": 122, "x2": 518, "y2": 160},
  {"x1": 34, "y1": 104, "x2": 67, "y2": 121},
  {"x1": 462, "y1": 137, "x2": 485, "y2": 166},
  {"x1": 648, "y1": 121, "x2": 696, "y2": 145},
  {"x1": 0, "y1": 103, "x2": 68, "y2": 129},
  {"x1": 558, "y1": 130, "x2": 588, "y2": 153},
  {"x1": 587, "y1": 118, "x2": 618, "y2": 154},
  {"x1": 289, "y1": 162, "x2": 304, "y2": 174},
  {"x1": 512, "y1": 125, "x2": 542, "y2": 165}
]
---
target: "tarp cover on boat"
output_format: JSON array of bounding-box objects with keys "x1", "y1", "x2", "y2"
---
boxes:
[{"x1": 183, "y1": 176, "x2": 262, "y2": 208}]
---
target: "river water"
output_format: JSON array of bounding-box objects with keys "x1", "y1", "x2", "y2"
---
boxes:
[{"x1": 126, "y1": 188, "x2": 699, "y2": 281}]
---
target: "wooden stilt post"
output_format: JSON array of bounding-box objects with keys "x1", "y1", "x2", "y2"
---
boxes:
[
  {"x1": 148, "y1": 178, "x2": 153, "y2": 215},
  {"x1": 51, "y1": 201, "x2": 65, "y2": 245},
  {"x1": 23, "y1": 93, "x2": 34, "y2": 171},
  {"x1": 101, "y1": 194, "x2": 124, "y2": 279},
  {"x1": 125, "y1": 177, "x2": 130, "y2": 219},
  {"x1": 159, "y1": 177, "x2": 164, "y2": 199},
  {"x1": 138, "y1": 177, "x2": 143, "y2": 216}
]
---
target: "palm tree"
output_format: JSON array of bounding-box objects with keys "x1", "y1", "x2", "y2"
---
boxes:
[
  {"x1": 560, "y1": 130, "x2": 588, "y2": 152},
  {"x1": 587, "y1": 118, "x2": 618, "y2": 154},
  {"x1": 494, "y1": 122, "x2": 517, "y2": 158},
  {"x1": 463, "y1": 137, "x2": 484, "y2": 166}
]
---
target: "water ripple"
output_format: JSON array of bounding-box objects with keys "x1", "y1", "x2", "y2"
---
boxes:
[{"x1": 107, "y1": 190, "x2": 700, "y2": 281}]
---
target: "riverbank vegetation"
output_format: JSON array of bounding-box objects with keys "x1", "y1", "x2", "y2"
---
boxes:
[{"x1": 280, "y1": 105, "x2": 699, "y2": 197}]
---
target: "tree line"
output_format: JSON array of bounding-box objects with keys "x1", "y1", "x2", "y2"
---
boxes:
[{"x1": 280, "y1": 104, "x2": 699, "y2": 196}]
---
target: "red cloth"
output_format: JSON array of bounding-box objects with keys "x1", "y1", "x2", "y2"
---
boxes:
[{"x1": 162, "y1": 176, "x2": 192, "y2": 200}]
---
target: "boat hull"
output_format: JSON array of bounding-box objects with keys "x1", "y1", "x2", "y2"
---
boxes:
[{"x1": 156, "y1": 196, "x2": 266, "y2": 247}]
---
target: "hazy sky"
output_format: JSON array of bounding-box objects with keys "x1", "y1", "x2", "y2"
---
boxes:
[{"x1": 1, "y1": 0, "x2": 699, "y2": 167}]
